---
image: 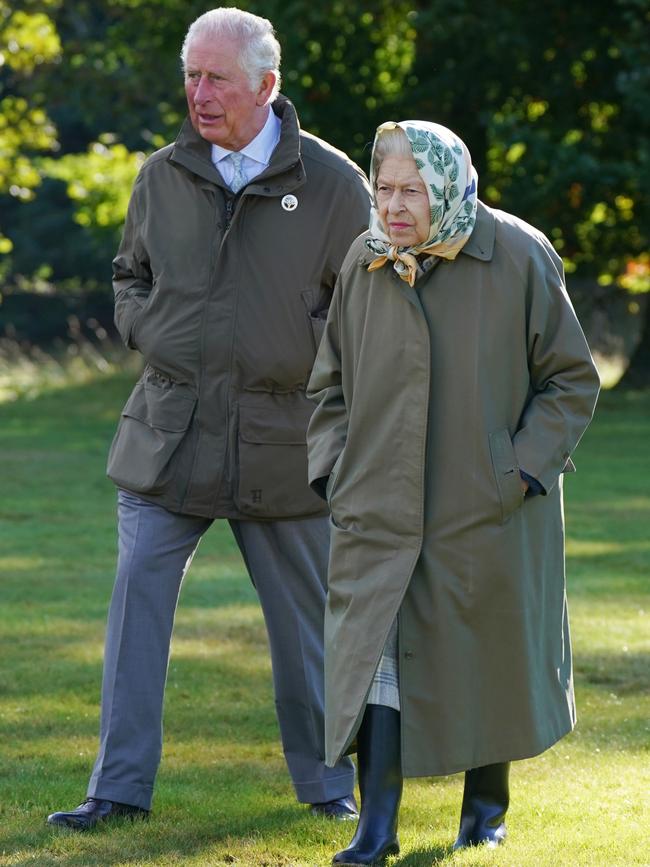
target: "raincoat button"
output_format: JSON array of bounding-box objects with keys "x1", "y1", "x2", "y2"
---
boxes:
[{"x1": 404, "y1": 651, "x2": 414, "y2": 660}]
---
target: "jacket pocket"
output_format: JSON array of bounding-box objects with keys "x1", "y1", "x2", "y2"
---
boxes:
[
  {"x1": 489, "y1": 428, "x2": 525, "y2": 524},
  {"x1": 236, "y1": 391, "x2": 326, "y2": 518},
  {"x1": 114, "y1": 291, "x2": 147, "y2": 350},
  {"x1": 326, "y1": 451, "x2": 344, "y2": 503},
  {"x1": 301, "y1": 288, "x2": 329, "y2": 353},
  {"x1": 107, "y1": 375, "x2": 197, "y2": 494},
  {"x1": 127, "y1": 296, "x2": 147, "y2": 350}
]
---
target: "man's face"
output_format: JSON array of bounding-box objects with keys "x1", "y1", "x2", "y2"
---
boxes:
[{"x1": 184, "y1": 34, "x2": 273, "y2": 151}]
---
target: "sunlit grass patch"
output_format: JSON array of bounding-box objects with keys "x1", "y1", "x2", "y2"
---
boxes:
[
  {"x1": 0, "y1": 337, "x2": 141, "y2": 404},
  {"x1": 566, "y1": 538, "x2": 650, "y2": 557}
]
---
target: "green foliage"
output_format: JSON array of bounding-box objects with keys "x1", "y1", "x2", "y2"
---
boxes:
[
  {"x1": 0, "y1": 7, "x2": 61, "y2": 73},
  {"x1": 0, "y1": 1, "x2": 61, "y2": 254},
  {"x1": 43, "y1": 139, "x2": 144, "y2": 232},
  {"x1": 0, "y1": 97, "x2": 57, "y2": 195},
  {"x1": 4, "y1": 0, "x2": 393, "y2": 281},
  {"x1": 278, "y1": 0, "x2": 416, "y2": 150},
  {"x1": 0, "y1": 0, "x2": 648, "y2": 300},
  {"x1": 404, "y1": 0, "x2": 650, "y2": 290}
]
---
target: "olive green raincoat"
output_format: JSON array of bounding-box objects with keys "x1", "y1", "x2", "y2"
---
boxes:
[{"x1": 307, "y1": 202, "x2": 600, "y2": 776}]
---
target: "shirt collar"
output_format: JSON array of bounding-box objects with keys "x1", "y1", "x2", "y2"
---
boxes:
[{"x1": 211, "y1": 107, "x2": 281, "y2": 167}]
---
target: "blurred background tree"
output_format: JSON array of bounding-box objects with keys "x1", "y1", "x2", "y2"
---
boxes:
[
  {"x1": 1, "y1": 0, "x2": 648, "y2": 383},
  {"x1": 0, "y1": 0, "x2": 60, "y2": 265}
]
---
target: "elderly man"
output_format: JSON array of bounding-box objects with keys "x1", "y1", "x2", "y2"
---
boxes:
[{"x1": 47, "y1": 7, "x2": 370, "y2": 830}]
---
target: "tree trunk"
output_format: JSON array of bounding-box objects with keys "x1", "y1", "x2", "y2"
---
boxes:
[{"x1": 616, "y1": 297, "x2": 650, "y2": 389}]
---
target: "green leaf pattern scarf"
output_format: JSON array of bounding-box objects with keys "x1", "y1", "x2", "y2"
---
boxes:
[{"x1": 367, "y1": 120, "x2": 478, "y2": 286}]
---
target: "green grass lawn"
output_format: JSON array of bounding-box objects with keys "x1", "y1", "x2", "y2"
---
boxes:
[{"x1": 0, "y1": 372, "x2": 648, "y2": 866}]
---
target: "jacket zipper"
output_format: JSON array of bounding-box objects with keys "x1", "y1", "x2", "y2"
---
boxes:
[{"x1": 224, "y1": 194, "x2": 235, "y2": 230}]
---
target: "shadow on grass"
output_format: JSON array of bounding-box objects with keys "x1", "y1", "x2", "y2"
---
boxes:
[
  {"x1": 394, "y1": 844, "x2": 453, "y2": 865},
  {"x1": 575, "y1": 650, "x2": 650, "y2": 695}
]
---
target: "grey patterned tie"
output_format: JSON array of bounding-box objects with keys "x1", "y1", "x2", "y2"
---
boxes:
[{"x1": 229, "y1": 151, "x2": 246, "y2": 194}]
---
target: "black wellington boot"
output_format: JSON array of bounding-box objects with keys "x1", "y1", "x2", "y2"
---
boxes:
[
  {"x1": 453, "y1": 761, "x2": 510, "y2": 849},
  {"x1": 332, "y1": 705, "x2": 403, "y2": 866}
]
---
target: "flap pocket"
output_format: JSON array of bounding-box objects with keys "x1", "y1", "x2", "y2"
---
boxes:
[
  {"x1": 122, "y1": 376, "x2": 196, "y2": 432},
  {"x1": 107, "y1": 377, "x2": 197, "y2": 494},
  {"x1": 236, "y1": 391, "x2": 325, "y2": 518},
  {"x1": 489, "y1": 428, "x2": 524, "y2": 524}
]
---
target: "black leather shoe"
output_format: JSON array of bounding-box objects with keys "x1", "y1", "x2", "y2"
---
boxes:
[
  {"x1": 453, "y1": 762, "x2": 509, "y2": 849},
  {"x1": 310, "y1": 794, "x2": 359, "y2": 820},
  {"x1": 47, "y1": 797, "x2": 148, "y2": 830}
]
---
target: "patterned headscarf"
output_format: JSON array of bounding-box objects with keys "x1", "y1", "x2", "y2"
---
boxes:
[{"x1": 366, "y1": 120, "x2": 478, "y2": 287}]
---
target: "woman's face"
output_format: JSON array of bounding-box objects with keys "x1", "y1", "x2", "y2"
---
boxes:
[{"x1": 375, "y1": 155, "x2": 430, "y2": 247}]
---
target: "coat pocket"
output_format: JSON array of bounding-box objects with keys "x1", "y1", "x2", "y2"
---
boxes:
[
  {"x1": 301, "y1": 288, "x2": 329, "y2": 353},
  {"x1": 107, "y1": 376, "x2": 197, "y2": 494},
  {"x1": 325, "y1": 450, "x2": 344, "y2": 504},
  {"x1": 236, "y1": 391, "x2": 327, "y2": 518},
  {"x1": 489, "y1": 428, "x2": 525, "y2": 524}
]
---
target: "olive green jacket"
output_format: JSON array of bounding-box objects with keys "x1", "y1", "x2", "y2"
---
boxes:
[
  {"x1": 107, "y1": 96, "x2": 370, "y2": 518},
  {"x1": 307, "y1": 202, "x2": 600, "y2": 775}
]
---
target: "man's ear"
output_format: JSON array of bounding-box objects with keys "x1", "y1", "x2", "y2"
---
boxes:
[{"x1": 256, "y1": 70, "x2": 277, "y2": 106}]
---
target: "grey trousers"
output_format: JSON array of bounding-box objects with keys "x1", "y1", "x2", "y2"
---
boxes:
[{"x1": 86, "y1": 489, "x2": 355, "y2": 810}]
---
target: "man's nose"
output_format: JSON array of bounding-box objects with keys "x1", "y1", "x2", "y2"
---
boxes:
[{"x1": 194, "y1": 75, "x2": 211, "y2": 104}]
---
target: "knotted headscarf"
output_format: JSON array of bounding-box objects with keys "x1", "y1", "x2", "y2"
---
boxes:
[{"x1": 366, "y1": 120, "x2": 478, "y2": 286}]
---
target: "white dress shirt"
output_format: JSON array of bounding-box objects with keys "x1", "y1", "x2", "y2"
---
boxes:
[{"x1": 211, "y1": 108, "x2": 282, "y2": 189}]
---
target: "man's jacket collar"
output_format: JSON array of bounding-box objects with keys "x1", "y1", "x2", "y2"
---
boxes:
[{"x1": 168, "y1": 95, "x2": 305, "y2": 196}]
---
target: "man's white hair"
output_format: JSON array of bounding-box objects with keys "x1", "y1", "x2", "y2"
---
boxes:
[{"x1": 181, "y1": 7, "x2": 281, "y2": 101}]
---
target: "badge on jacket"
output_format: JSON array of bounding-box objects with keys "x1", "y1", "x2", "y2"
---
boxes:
[{"x1": 281, "y1": 194, "x2": 298, "y2": 211}]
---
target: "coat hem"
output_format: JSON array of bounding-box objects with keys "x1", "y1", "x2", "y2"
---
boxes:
[{"x1": 399, "y1": 721, "x2": 574, "y2": 778}]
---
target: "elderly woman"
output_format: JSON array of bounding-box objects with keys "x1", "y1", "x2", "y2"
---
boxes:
[{"x1": 306, "y1": 120, "x2": 600, "y2": 864}]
